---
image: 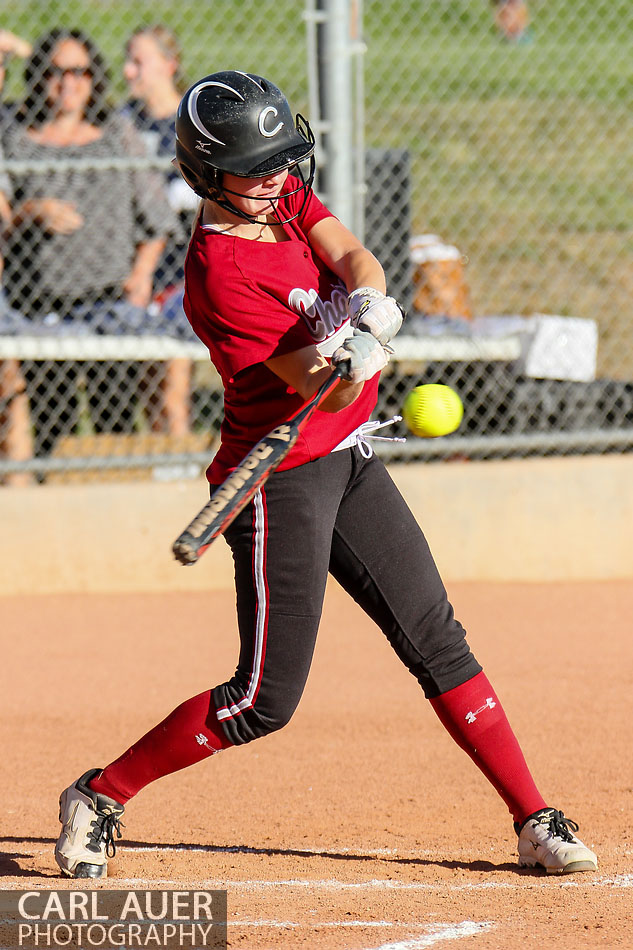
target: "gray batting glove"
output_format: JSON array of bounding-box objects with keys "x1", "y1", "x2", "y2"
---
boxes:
[
  {"x1": 332, "y1": 328, "x2": 390, "y2": 383},
  {"x1": 347, "y1": 287, "x2": 404, "y2": 346}
]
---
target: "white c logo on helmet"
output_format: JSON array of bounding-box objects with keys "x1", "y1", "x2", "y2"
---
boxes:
[{"x1": 258, "y1": 107, "x2": 283, "y2": 138}]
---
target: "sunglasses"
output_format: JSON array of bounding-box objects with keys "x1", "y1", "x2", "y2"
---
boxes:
[{"x1": 45, "y1": 65, "x2": 92, "y2": 80}]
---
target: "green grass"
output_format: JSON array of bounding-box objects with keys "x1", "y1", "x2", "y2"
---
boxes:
[
  {"x1": 359, "y1": 1, "x2": 633, "y2": 374},
  {"x1": 1, "y1": 0, "x2": 313, "y2": 102}
]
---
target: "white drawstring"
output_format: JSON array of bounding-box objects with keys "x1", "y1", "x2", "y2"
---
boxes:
[{"x1": 332, "y1": 415, "x2": 406, "y2": 459}]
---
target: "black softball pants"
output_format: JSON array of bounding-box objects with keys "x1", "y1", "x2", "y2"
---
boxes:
[{"x1": 214, "y1": 445, "x2": 481, "y2": 745}]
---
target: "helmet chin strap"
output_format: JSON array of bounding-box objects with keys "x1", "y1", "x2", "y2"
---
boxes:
[
  {"x1": 212, "y1": 158, "x2": 315, "y2": 226},
  {"x1": 213, "y1": 193, "x2": 278, "y2": 226}
]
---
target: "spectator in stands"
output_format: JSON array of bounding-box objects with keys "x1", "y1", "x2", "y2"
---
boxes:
[
  {"x1": 1, "y1": 28, "x2": 178, "y2": 457},
  {"x1": 121, "y1": 25, "x2": 196, "y2": 295},
  {"x1": 120, "y1": 25, "x2": 198, "y2": 434},
  {"x1": 491, "y1": 0, "x2": 531, "y2": 42}
]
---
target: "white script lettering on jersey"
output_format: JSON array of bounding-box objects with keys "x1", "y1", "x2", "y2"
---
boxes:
[
  {"x1": 258, "y1": 107, "x2": 283, "y2": 138},
  {"x1": 288, "y1": 284, "x2": 352, "y2": 356}
]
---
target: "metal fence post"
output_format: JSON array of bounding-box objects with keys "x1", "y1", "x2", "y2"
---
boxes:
[{"x1": 316, "y1": 0, "x2": 355, "y2": 230}]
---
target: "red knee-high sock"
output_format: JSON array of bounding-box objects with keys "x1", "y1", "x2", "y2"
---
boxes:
[
  {"x1": 89, "y1": 690, "x2": 233, "y2": 804},
  {"x1": 429, "y1": 671, "x2": 546, "y2": 825}
]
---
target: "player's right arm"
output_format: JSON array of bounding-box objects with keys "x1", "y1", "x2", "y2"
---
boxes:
[
  {"x1": 265, "y1": 344, "x2": 361, "y2": 412},
  {"x1": 265, "y1": 332, "x2": 388, "y2": 412}
]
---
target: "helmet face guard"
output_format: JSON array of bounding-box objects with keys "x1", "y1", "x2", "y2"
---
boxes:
[
  {"x1": 174, "y1": 71, "x2": 316, "y2": 224},
  {"x1": 212, "y1": 118, "x2": 315, "y2": 225}
]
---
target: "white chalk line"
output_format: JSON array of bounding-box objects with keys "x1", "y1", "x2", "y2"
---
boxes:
[
  {"x1": 109, "y1": 873, "x2": 633, "y2": 891},
  {"x1": 359, "y1": 921, "x2": 494, "y2": 950},
  {"x1": 2, "y1": 862, "x2": 631, "y2": 892},
  {"x1": 229, "y1": 919, "x2": 496, "y2": 948},
  {"x1": 232, "y1": 919, "x2": 491, "y2": 931},
  {"x1": 234, "y1": 920, "x2": 397, "y2": 928},
  {"x1": 5, "y1": 873, "x2": 629, "y2": 892}
]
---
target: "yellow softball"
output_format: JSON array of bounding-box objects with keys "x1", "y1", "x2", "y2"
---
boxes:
[{"x1": 403, "y1": 384, "x2": 464, "y2": 438}]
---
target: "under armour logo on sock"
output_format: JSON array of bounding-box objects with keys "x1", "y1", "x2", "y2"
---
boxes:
[
  {"x1": 464, "y1": 698, "x2": 496, "y2": 724},
  {"x1": 194, "y1": 733, "x2": 219, "y2": 753}
]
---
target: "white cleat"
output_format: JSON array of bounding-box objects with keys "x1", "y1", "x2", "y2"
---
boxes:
[
  {"x1": 55, "y1": 769, "x2": 124, "y2": 878},
  {"x1": 517, "y1": 807, "x2": 597, "y2": 874}
]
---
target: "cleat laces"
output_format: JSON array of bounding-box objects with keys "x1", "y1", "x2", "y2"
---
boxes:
[
  {"x1": 87, "y1": 810, "x2": 124, "y2": 858},
  {"x1": 540, "y1": 809, "x2": 579, "y2": 843}
]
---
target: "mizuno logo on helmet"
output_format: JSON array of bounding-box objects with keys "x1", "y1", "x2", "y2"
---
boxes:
[{"x1": 258, "y1": 106, "x2": 283, "y2": 138}]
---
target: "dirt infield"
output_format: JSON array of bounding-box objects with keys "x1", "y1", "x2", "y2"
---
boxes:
[{"x1": 2, "y1": 580, "x2": 632, "y2": 949}]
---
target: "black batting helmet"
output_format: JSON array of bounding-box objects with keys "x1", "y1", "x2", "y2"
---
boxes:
[{"x1": 174, "y1": 70, "x2": 315, "y2": 222}]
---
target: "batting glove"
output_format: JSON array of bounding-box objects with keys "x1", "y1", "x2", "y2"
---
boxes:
[
  {"x1": 347, "y1": 287, "x2": 404, "y2": 346},
  {"x1": 332, "y1": 328, "x2": 389, "y2": 383}
]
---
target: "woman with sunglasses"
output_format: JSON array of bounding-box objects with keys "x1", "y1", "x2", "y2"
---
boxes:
[{"x1": 2, "y1": 28, "x2": 177, "y2": 456}]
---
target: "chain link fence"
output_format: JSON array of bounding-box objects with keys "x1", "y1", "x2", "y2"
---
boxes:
[{"x1": 1, "y1": 0, "x2": 632, "y2": 485}]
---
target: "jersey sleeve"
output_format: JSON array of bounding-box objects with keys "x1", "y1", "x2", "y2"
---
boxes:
[
  {"x1": 296, "y1": 183, "x2": 335, "y2": 232},
  {"x1": 278, "y1": 174, "x2": 335, "y2": 234}
]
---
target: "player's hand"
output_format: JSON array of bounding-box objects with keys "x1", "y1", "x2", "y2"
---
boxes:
[
  {"x1": 332, "y1": 328, "x2": 389, "y2": 383},
  {"x1": 347, "y1": 287, "x2": 404, "y2": 346}
]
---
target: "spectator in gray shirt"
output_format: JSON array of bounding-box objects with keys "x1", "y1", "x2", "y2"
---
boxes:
[
  {"x1": 4, "y1": 28, "x2": 177, "y2": 319},
  {"x1": 2, "y1": 28, "x2": 179, "y2": 456}
]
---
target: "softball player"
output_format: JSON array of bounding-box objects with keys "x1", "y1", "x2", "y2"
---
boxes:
[{"x1": 55, "y1": 71, "x2": 597, "y2": 878}]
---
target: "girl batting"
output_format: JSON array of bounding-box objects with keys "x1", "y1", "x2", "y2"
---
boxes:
[{"x1": 55, "y1": 71, "x2": 597, "y2": 878}]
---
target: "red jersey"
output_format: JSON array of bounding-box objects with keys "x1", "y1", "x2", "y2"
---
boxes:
[{"x1": 183, "y1": 177, "x2": 380, "y2": 482}]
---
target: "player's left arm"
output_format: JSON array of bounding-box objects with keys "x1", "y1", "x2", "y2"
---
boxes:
[
  {"x1": 307, "y1": 216, "x2": 404, "y2": 345},
  {"x1": 307, "y1": 215, "x2": 385, "y2": 294}
]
